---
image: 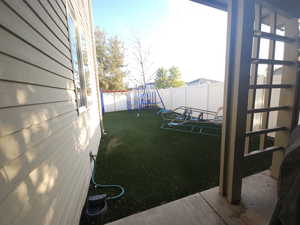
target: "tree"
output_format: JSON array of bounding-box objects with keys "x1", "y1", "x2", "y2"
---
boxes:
[
  {"x1": 168, "y1": 66, "x2": 185, "y2": 87},
  {"x1": 95, "y1": 27, "x2": 127, "y2": 90},
  {"x1": 154, "y1": 66, "x2": 185, "y2": 88},
  {"x1": 154, "y1": 67, "x2": 169, "y2": 88},
  {"x1": 128, "y1": 37, "x2": 155, "y2": 87}
]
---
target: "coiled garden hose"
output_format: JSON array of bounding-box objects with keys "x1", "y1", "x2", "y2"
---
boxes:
[{"x1": 90, "y1": 154, "x2": 125, "y2": 200}]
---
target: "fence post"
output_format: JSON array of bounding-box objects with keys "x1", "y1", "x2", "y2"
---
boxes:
[
  {"x1": 113, "y1": 93, "x2": 116, "y2": 112},
  {"x1": 206, "y1": 83, "x2": 210, "y2": 116},
  {"x1": 100, "y1": 91, "x2": 105, "y2": 113}
]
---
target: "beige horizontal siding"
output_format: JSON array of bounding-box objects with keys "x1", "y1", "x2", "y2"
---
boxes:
[
  {"x1": 0, "y1": 116, "x2": 76, "y2": 200},
  {"x1": 24, "y1": 0, "x2": 70, "y2": 47},
  {"x1": 50, "y1": 155, "x2": 88, "y2": 225},
  {"x1": 13, "y1": 150, "x2": 85, "y2": 225},
  {"x1": 0, "y1": 110, "x2": 77, "y2": 166},
  {"x1": 54, "y1": 0, "x2": 67, "y2": 18},
  {"x1": 4, "y1": 0, "x2": 71, "y2": 58},
  {"x1": 0, "y1": 81, "x2": 75, "y2": 108},
  {"x1": 0, "y1": 121, "x2": 100, "y2": 225},
  {"x1": 0, "y1": 101, "x2": 76, "y2": 136},
  {"x1": 56, "y1": 0, "x2": 67, "y2": 16},
  {"x1": 0, "y1": 128, "x2": 86, "y2": 225},
  {"x1": 71, "y1": 124, "x2": 101, "y2": 225},
  {"x1": 67, "y1": 164, "x2": 91, "y2": 225},
  {"x1": 47, "y1": 0, "x2": 68, "y2": 27},
  {"x1": 39, "y1": 0, "x2": 69, "y2": 37},
  {"x1": 0, "y1": 0, "x2": 101, "y2": 225},
  {"x1": 0, "y1": 28, "x2": 73, "y2": 79},
  {"x1": 0, "y1": 53, "x2": 74, "y2": 90},
  {"x1": 0, "y1": 1, "x2": 72, "y2": 69},
  {"x1": 0, "y1": 110, "x2": 100, "y2": 200}
]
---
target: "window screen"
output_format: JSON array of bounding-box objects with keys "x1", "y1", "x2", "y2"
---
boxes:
[{"x1": 80, "y1": 32, "x2": 93, "y2": 104}]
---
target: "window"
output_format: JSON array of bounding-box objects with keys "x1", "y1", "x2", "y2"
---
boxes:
[
  {"x1": 80, "y1": 31, "x2": 94, "y2": 105},
  {"x1": 67, "y1": 10, "x2": 87, "y2": 111}
]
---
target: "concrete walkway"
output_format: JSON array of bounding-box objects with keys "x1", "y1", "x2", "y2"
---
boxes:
[{"x1": 107, "y1": 171, "x2": 277, "y2": 225}]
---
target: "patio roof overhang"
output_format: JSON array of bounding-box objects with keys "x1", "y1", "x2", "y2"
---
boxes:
[
  {"x1": 190, "y1": 0, "x2": 300, "y2": 17},
  {"x1": 190, "y1": 0, "x2": 227, "y2": 11}
]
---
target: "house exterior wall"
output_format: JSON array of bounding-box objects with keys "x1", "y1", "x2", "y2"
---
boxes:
[{"x1": 0, "y1": 1, "x2": 102, "y2": 225}]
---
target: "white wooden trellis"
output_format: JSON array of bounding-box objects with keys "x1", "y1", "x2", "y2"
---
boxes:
[{"x1": 220, "y1": 0, "x2": 300, "y2": 203}]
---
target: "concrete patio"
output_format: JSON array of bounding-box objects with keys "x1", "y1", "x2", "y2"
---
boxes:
[{"x1": 108, "y1": 171, "x2": 276, "y2": 225}]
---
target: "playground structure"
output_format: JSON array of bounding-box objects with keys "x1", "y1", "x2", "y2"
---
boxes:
[
  {"x1": 101, "y1": 86, "x2": 224, "y2": 136},
  {"x1": 159, "y1": 106, "x2": 223, "y2": 136},
  {"x1": 133, "y1": 86, "x2": 166, "y2": 116},
  {"x1": 101, "y1": 86, "x2": 223, "y2": 136}
]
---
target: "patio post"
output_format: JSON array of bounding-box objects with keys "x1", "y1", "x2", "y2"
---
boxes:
[
  {"x1": 271, "y1": 18, "x2": 300, "y2": 178},
  {"x1": 219, "y1": 0, "x2": 255, "y2": 204}
]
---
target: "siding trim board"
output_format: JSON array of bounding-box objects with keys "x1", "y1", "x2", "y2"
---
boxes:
[{"x1": 68, "y1": 0, "x2": 89, "y2": 33}]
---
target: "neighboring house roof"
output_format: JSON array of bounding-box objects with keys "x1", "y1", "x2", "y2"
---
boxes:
[
  {"x1": 186, "y1": 78, "x2": 221, "y2": 86},
  {"x1": 101, "y1": 90, "x2": 128, "y2": 93},
  {"x1": 136, "y1": 82, "x2": 155, "y2": 89},
  {"x1": 145, "y1": 82, "x2": 155, "y2": 86}
]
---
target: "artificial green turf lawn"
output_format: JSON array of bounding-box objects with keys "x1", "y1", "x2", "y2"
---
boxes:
[{"x1": 91, "y1": 109, "x2": 271, "y2": 223}]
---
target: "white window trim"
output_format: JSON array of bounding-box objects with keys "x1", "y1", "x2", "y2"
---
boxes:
[{"x1": 67, "y1": 2, "x2": 88, "y2": 115}]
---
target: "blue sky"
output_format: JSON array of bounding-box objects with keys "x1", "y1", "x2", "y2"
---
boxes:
[
  {"x1": 92, "y1": 0, "x2": 228, "y2": 84},
  {"x1": 93, "y1": 0, "x2": 169, "y2": 40}
]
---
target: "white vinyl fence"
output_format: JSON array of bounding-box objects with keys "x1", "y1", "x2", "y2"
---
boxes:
[
  {"x1": 155, "y1": 83, "x2": 224, "y2": 113},
  {"x1": 102, "y1": 77, "x2": 288, "y2": 136},
  {"x1": 102, "y1": 92, "x2": 130, "y2": 112},
  {"x1": 101, "y1": 82, "x2": 224, "y2": 114}
]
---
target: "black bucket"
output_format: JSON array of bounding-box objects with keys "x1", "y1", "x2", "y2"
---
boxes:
[{"x1": 85, "y1": 194, "x2": 107, "y2": 225}]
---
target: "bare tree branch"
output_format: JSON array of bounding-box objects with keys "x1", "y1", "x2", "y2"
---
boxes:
[{"x1": 129, "y1": 36, "x2": 155, "y2": 87}]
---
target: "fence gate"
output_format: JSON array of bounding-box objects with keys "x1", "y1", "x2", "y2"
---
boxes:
[{"x1": 220, "y1": 0, "x2": 299, "y2": 203}]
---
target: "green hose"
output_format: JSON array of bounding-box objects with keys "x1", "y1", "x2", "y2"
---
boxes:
[{"x1": 91, "y1": 156, "x2": 125, "y2": 200}]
